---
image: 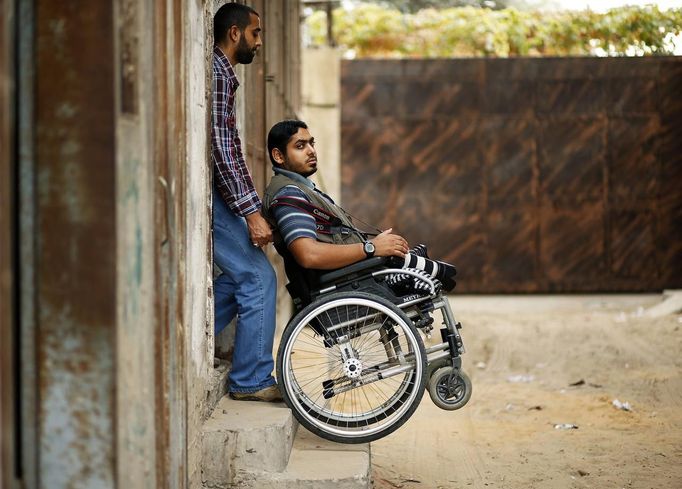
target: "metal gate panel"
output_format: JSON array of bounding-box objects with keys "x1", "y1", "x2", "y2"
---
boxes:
[
  {"x1": 341, "y1": 57, "x2": 682, "y2": 293},
  {"x1": 34, "y1": 1, "x2": 117, "y2": 486}
]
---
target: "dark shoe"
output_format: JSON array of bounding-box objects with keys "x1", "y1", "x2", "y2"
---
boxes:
[
  {"x1": 229, "y1": 385, "x2": 283, "y2": 403},
  {"x1": 435, "y1": 261, "x2": 457, "y2": 292}
]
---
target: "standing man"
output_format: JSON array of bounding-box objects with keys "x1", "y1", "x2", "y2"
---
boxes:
[{"x1": 212, "y1": 3, "x2": 281, "y2": 402}]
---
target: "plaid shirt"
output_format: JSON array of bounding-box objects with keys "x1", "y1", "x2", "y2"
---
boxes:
[{"x1": 212, "y1": 46, "x2": 261, "y2": 216}]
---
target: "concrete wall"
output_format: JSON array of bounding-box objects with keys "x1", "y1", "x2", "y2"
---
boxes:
[
  {"x1": 300, "y1": 46, "x2": 342, "y2": 202},
  {"x1": 186, "y1": 2, "x2": 214, "y2": 488}
]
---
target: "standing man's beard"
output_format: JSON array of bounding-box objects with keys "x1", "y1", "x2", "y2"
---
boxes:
[{"x1": 235, "y1": 36, "x2": 256, "y2": 64}]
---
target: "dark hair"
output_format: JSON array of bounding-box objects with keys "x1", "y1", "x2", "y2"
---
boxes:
[
  {"x1": 267, "y1": 120, "x2": 309, "y2": 166},
  {"x1": 214, "y1": 3, "x2": 259, "y2": 45}
]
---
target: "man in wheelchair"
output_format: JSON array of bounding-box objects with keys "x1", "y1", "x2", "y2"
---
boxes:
[
  {"x1": 262, "y1": 119, "x2": 457, "y2": 310},
  {"x1": 262, "y1": 119, "x2": 470, "y2": 444}
]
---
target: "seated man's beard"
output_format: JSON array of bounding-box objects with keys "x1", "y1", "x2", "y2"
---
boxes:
[
  {"x1": 302, "y1": 167, "x2": 316, "y2": 177},
  {"x1": 235, "y1": 38, "x2": 255, "y2": 64}
]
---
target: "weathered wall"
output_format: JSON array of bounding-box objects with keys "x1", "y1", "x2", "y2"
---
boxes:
[
  {"x1": 7, "y1": 0, "x2": 199, "y2": 487},
  {"x1": 341, "y1": 57, "x2": 682, "y2": 293},
  {"x1": 20, "y1": 0, "x2": 162, "y2": 487},
  {"x1": 31, "y1": 2, "x2": 119, "y2": 487},
  {"x1": 0, "y1": 0, "x2": 17, "y2": 486},
  {"x1": 115, "y1": 0, "x2": 158, "y2": 486},
  {"x1": 251, "y1": 0, "x2": 303, "y2": 335},
  {"x1": 186, "y1": 2, "x2": 214, "y2": 487},
  {"x1": 3, "y1": 1, "x2": 301, "y2": 488}
]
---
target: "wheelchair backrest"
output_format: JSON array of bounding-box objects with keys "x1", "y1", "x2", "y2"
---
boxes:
[{"x1": 273, "y1": 240, "x2": 322, "y2": 310}]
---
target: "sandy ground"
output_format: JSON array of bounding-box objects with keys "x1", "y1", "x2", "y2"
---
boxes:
[{"x1": 372, "y1": 294, "x2": 682, "y2": 489}]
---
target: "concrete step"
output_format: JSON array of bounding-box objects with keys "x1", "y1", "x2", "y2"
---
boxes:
[
  {"x1": 292, "y1": 425, "x2": 371, "y2": 455},
  {"x1": 232, "y1": 427, "x2": 371, "y2": 489},
  {"x1": 201, "y1": 396, "x2": 297, "y2": 488}
]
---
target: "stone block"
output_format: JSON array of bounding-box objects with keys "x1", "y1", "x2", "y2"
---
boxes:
[{"x1": 201, "y1": 397, "x2": 296, "y2": 487}]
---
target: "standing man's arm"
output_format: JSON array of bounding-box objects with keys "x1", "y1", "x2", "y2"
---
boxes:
[{"x1": 212, "y1": 69, "x2": 272, "y2": 246}]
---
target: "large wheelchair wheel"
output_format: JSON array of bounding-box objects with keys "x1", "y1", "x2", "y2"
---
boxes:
[{"x1": 277, "y1": 291, "x2": 427, "y2": 444}]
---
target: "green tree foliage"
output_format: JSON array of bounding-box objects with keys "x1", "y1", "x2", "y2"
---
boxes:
[
  {"x1": 379, "y1": 0, "x2": 508, "y2": 13},
  {"x1": 305, "y1": 3, "x2": 682, "y2": 57}
]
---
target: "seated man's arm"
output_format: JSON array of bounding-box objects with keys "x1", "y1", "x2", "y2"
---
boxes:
[
  {"x1": 290, "y1": 230, "x2": 408, "y2": 270},
  {"x1": 271, "y1": 186, "x2": 409, "y2": 270}
]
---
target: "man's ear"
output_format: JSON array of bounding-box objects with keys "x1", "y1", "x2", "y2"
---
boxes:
[
  {"x1": 272, "y1": 148, "x2": 285, "y2": 165},
  {"x1": 228, "y1": 25, "x2": 241, "y2": 44}
]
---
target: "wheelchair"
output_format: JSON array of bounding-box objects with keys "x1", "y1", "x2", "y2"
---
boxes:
[{"x1": 275, "y1": 250, "x2": 472, "y2": 444}]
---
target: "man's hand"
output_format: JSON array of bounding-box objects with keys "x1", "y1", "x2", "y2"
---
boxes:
[
  {"x1": 372, "y1": 228, "x2": 409, "y2": 258},
  {"x1": 245, "y1": 212, "x2": 273, "y2": 247}
]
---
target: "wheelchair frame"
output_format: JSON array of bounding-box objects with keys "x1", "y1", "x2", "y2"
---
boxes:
[{"x1": 276, "y1": 256, "x2": 471, "y2": 444}]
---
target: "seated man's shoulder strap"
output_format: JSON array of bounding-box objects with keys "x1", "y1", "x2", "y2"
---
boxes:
[
  {"x1": 268, "y1": 180, "x2": 362, "y2": 240},
  {"x1": 269, "y1": 195, "x2": 342, "y2": 235}
]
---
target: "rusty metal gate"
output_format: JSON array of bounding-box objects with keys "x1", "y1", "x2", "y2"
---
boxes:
[{"x1": 341, "y1": 58, "x2": 682, "y2": 293}]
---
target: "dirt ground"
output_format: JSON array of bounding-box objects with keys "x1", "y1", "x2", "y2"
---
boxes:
[{"x1": 372, "y1": 294, "x2": 682, "y2": 489}]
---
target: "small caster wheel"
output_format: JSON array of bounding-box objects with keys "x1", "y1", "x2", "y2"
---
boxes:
[{"x1": 428, "y1": 367, "x2": 472, "y2": 410}]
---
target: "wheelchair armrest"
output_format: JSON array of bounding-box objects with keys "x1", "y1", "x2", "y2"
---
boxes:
[{"x1": 318, "y1": 256, "x2": 388, "y2": 285}]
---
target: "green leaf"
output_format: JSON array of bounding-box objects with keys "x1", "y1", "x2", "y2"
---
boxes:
[{"x1": 304, "y1": 3, "x2": 682, "y2": 57}]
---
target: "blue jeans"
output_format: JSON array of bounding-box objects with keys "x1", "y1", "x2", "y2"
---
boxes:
[{"x1": 212, "y1": 189, "x2": 277, "y2": 393}]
